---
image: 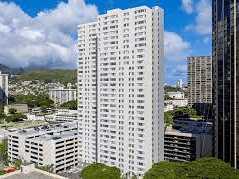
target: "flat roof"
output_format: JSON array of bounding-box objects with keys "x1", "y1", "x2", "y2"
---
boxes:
[
  {"x1": 165, "y1": 128, "x2": 194, "y2": 137},
  {"x1": 78, "y1": 6, "x2": 163, "y2": 27},
  {"x1": 0, "y1": 120, "x2": 48, "y2": 130},
  {"x1": 2, "y1": 171, "x2": 57, "y2": 179},
  {"x1": 8, "y1": 122, "x2": 78, "y2": 137},
  {"x1": 106, "y1": 6, "x2": 157, "y2": 13},
  {"x1": 165, "y1": 128, "x2": 211, "y2": 137},
  {"x1": 49, "y1": 88, "x2": 76, "y2": 91},
  {"x1": 32, "y1": 131, "x2": 78, "y2": 142},
  {"x1": 1, "y1": 169, "x2": 67, "y2": 179}
]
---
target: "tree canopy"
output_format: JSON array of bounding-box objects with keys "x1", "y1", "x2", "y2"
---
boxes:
[
  {"x1": 81, "y1": 163, "x2": 121, "y2": 179},
  {"x1": 0, "y1": 107, "x2": 26, "y2": 123},
  {"x1": 164, "y1": 86, "x2": 183, "y2": 93},
  {"x1": 0, "y1": 139, "x2": 8, "y2": 165},
  {"x1": 60, "y1": 100, "x2": 77, "y2": 110},
  {"x1": 5, "y1": 113, "x2": 26, "y2": 123},
  {"x1": 16, "y1": 69, "x2": 77, "y2": 84},
  {"x1": 144, "y1": 158, "x2": 239, "y2": 179},
  {"x1": 13, "y1": 94, "x2": 54, "y2": 109},
  {"x1": 164, "y1": 107, "x2": 203, "y2": 127},
  {"x1": 164, "y1": 94, "x2": 173, "y2": 100}
]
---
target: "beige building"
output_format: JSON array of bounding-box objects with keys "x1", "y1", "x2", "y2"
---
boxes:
[
  {"x1": 4, "y1": 104, "x2": 28, "y2": 115},
  {"x1": 187, "y1": 56, "x2": 212, "y2": 106}
]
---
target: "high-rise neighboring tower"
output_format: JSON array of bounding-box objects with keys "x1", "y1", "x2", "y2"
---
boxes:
[
  {"x1": 187, "y1": 56, "x2": 212, "y2": 107},
  {"x1": 0, "y1": 71, "x2": 8, "y2": 104},
  {"x1": 176, "y1": 79, "x2": 183, "y2": 88},
  {"x1": 213, "y1": 0, "x2": 239, "y2": 168},
  {"x1": 78, "y1": 6, "x2": 164, "y2": 176}
]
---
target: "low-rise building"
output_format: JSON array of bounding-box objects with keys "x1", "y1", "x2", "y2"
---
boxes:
[
  {"x1": 170, "y1": 99, "x2": 188, "y2": 107},
  {"x1": 173, "y1": 118, "x2": 213, "y2": 133},
  {"x1": 4, "y1": 104, "x2": 28, "y2": 115},
  {"x1": 26, "y1": 114, "x2": 45, "y2": 121},
  {"x1": 164, "y1": 103, "x2": 174, "y2": 112},
  {"x1": 8, "y1": 122, "x2": 80, "y2": 173},
  {"x1": 30, "y1": 107, "x2": 56, "y2": 115},
  {"x1": 167, "y1": 91, "x2": 185, "y2": 99},
  {"x1": 164, "y1": 99, "x2": 188, "y2": 110},
  {"x1": 54, "y1": 109, "x2": 78, "y2": 122},
  {"x1": 26, "y1": 114, "x2": 54, "y2": 121},
  {"x1": 164, "y1": 119, "x2": 213, "y2": 162},
  {"x1": 49, "y1": 88, "x2": 76, "y2": 105},
  {"x1": 30, "y1": 107, "x2": 42, "y2": 115}
]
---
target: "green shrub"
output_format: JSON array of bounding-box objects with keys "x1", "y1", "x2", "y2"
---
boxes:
[
  {"x1": 81, "y1": 163, "x2": 121, "y2": 179},
  {"x1": 144, "y1": 158, "x2": 239, "y2": 179},
  {"x1": 60, "y1": 100, "x2": 77, "y2": 110}
]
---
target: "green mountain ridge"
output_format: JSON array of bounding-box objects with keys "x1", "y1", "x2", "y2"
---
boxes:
[{"x1": 16, "y1": 69, "x2": 77, "y2": 84}]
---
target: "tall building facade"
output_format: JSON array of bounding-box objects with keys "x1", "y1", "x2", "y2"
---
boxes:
[
  {"x1": 0, "y1": 71, "x2": 8, "y2": 104},
  {"x1": 176, "y1": 79, "x2": 183, "y2": 88},
  {"x1": 213, "y1": 0, "x2": 239, "y2": 168},
  {"x1": 78, "y1": 6, "x2": 164, "y2": 176},
  {"x1": 49, "y1": 87, "x2": 77, "y2": 105},
  {"x1": 187, "y1": 56, "x2": 212, "y2": 106}
]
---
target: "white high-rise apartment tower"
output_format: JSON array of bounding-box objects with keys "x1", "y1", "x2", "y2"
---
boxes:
[{"x1": 78, "y1": 6, "x2": 164, "y2": 176}]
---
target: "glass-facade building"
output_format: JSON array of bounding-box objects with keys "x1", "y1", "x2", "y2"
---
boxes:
[{"x1": 213, "y1": 0, "x2": 239, "y2": 168}]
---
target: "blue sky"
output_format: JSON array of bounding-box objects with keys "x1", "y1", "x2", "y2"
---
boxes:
[{"x1": 0, "y1": 0, "x2": 211, "y2": 84}]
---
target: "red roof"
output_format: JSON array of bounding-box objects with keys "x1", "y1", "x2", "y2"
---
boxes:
[{"x1": 3, "y1": 167, "x2": 16, "y2": 173}]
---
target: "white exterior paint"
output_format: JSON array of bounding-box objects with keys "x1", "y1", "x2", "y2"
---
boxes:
[
  {"x1": 54, "y1": 109, "x2": 78, "y2": 121},
  {"x1": 78, "y1": 6, "x2": 164, "y2": 176},
  {"x1": 4, "y1": 104, "x2": 28, "y2": 115},
  {"x1": 8, "y1": 122, "x2": 79, "y2": 173},
  {"x1": 176, "y1": 79, "x2": 183, "y2": 88},
  {"x1": 167, "y1": 91, "x2": 185, "y2": 99},
  {"x1": 165, "y1": 99, "x2": 188, "y2": 108},
  {"x1": 49, "y1": 87, "x2": 77, "y2": 105}
]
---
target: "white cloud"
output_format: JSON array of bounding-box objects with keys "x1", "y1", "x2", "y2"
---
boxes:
[
  {"x1": 0, "y1": 0, "x2": 191, "y2": 84},
  {"x1": 0, "y1": 0, "x2": 98, "y2": 68},
  {"x1": 164, "y1": 31, "x2": 190, "y2": 61},
  {"x1": 0, "y1": 23, "x2": 11, "y2": 33},
  {"x1": 17, "y1": 27, "x2": 45, "y2": 41},
  {"x1": 185, "y1": 0, "x2": 211, "y2": 35},
  {"x1": 164, "y1": 31, "x2": 191, "y2": 83},
  {"x1": 181, "y1": 0, "x2": 194, "y2": 14}
]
